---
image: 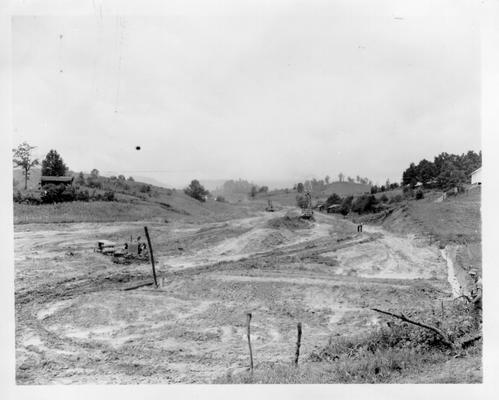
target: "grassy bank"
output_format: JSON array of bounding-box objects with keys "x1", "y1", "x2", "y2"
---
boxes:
[
  {"x1": 218, "y1": 302, "x2": 482, "y2": 384},
  {"x1": 13, "y1": 195, "x2": 258, "y2": 225}
]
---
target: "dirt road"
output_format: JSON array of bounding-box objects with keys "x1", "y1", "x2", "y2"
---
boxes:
[{"x1": 15, "y1": 209, "x2": 451, "y2": 383}]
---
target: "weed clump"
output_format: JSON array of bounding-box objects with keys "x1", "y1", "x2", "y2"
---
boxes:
[{"x1": 266, "y1": 213, "x2": 312, "y2": 230}]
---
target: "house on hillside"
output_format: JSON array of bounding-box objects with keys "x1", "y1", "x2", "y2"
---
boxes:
[
  {"x1": 40, "y1": 176, "x2": 74, "y2": 188},
  {"x1": 327, "y1": 204, "x2": 342, "y2": 214},
  {"x1": 314, "y1": 202, "x2": 326, "y2": 212},
  {"x1": 471, "y1": 167, "x2": 482, "y2": 185}
]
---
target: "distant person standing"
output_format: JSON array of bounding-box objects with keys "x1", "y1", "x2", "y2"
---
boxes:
[{"x1": 357, "y1": 223, "x2": 363, "y2": 233}]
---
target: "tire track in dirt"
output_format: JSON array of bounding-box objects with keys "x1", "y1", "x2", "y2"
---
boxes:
[{"x1": 15, "y1": 211, "x2": 452, "y2": 383}]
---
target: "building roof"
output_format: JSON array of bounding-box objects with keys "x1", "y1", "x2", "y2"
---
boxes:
[
  {"x1": 471, "y1": 166, "x2": 482, "y2": 175},
  {"x1": 40, "y1": 176, "x2": 74, "y2": 182}
]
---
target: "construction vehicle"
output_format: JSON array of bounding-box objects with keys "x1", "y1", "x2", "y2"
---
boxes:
[
  {"x1": 96, "y1": 237, "x2": 148, "y2": 264},
  {"x1": 301, "y1": 192, "x2": 314, "y2": 219},
  {"x1": 265, "y1": 199, "x2": 275, "y2": 212}
]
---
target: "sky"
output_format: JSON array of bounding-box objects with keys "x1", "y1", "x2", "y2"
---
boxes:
[{"x1": 11, "y1": 0, "x2": 481, "y2": 188}]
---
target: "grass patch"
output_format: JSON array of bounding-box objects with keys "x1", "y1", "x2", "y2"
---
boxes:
[{"x1": 13, "y1": 201, "x2": 172, "y2": 224}]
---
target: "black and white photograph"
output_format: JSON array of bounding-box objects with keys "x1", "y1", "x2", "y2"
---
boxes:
[{"x1": 2, "y1": 0, "x2": 499, "y2": 397}]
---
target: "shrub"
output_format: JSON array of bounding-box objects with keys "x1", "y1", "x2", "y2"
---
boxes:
[
  {"x1": 13, "y1": 191, "x2": 23, "y2": 203},
  {"x1": 13, "y1": 191, "x2": 41, "y2": 205},
  {"x1": 340, "y1": 195, "x2": 353, "y2": 215},
  {"x1": 352, "y1": 195, "x2": 378, "y2": 214},
  {"x1": 389, "y1": 194, "x2": 403, "y2": 204},
  {"x1": 103, "y1": 191, "x2": 115, "y2": 201},
  {"x1": 415, "y1": 189, "x2": 424, "y2": 200},
  {"x1": 326, "y1": 193, "x2": 342, "y2": 207},
  {"x1": 380, "y1": 194, "x2": 389, "y2": 203},
  {"x1": 41, "y1": 185, "x2": 77, "y2": 203},
  {"x1": 86, "y1": 177, "x2": 102, "y2": 189},
  {"x1": 76, "y1": 189, "x2": 90, "y2": 202},
  {"x1": 140, "y1": 184, "x2": 151, "y2": 193},
  {"x1": 215, "y1": 195, "x2": 226, "y2": 202}
]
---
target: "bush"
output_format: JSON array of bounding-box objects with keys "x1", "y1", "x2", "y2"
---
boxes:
[
  {"x1": 76, "y1": 189, "x2": 90, "y2": 202},
  {"x1": 415, "y1": 189, "x2": 424, "y2": 200},
  {"x1": 380, "y1": 194, "x2": 389, "y2": 203},
  {"x1": 215, "y1": 195, "x2": 226, "y2": 202},
  {"x1": 351, "y1": 195, "x2": 378, "y2": 214},
  {"x1": 13, "y1": 191, "x2": 22, "y2": 203},
  {"x1": 103, "y1": 191, "x2": 115, "y2": 201},
  {"x1": 13, "y1": 191, "x2": 41, "y2": 205},
  {"x1": 326, "y1": 193, "x2": 342, "y2": 207},
  {"x1": 86, "y1": 177, "x2": 102, "y2": 189},
  {"x1": 140, "y1": 184, "x2": 151, "y2": 193},
  {"x1": 41, "y1": 184, "x2": 76, "y2": 204},
  {"x1": 340, "y1": 195, "x2": 353, "y2": 215},
  {"x1": 389, "y1": 194, "x2": 403, "y2": 204}
]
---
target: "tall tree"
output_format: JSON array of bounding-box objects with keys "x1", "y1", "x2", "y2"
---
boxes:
[
  {"x1": 338, "y1": 172, "x2": 344, "y2": 182},
  {"x1": 250, "y1": 185, "x2": 258, "y2": 198},
  {"x1": 41, "y1": 150, "x2": 68, "y2": 176},
  {"x1": 184, "y1": 179, "x2": 209, "y2": 202},
  {"x1": 402, "y1": 162, "x2": 419, "y2": 187},
  {"x1": 325, "y1": 175, "x2": 330, "y2": 184},
  {"x1": 12, "y1": 142, "x2": 39, "y2": 190},
  {"x1": 416, "y1": 159, "x2": 437, "y2": 185},
  {"x1": 76, "y1": 171, "x2": 85, "y2": 185}
]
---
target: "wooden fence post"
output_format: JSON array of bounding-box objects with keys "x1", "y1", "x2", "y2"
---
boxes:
[
  {"x1": 246, "y1": 313, "x2": 254, "y2": 373},
  {"x1": 144, "y1": 226, "x2": 158, "y2": 288},
  {"x1": 294, "y1": 322, "x2": 302, "y2": 366}
]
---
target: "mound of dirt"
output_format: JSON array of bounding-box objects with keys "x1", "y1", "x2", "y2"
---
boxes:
[
  {"x1": 266, "y1": 213, "x2": 312, "y2": 231},
  {"x1": 242, "y1": 230, "x2": 288, "y2": 253}
]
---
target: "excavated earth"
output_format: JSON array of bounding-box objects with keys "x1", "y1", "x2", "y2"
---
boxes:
[{"x1": 15, "y1": 209, "x2": 453, "y2": 384}]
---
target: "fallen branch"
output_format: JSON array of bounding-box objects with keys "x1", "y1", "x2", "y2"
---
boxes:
[
  {"x1": 459, "y1": 334, "x2": 482, "y2": 348},
  {"x1": 371, "y1": 308, "x2": 455, "y2": 349},
  {"x1": 453, "y1": 294, "x2": 472, "y2": 303}
]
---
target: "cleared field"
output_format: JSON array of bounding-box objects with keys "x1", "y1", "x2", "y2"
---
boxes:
[{"x1": 15, "y1": 208, "x2": 476, "y2": 384}]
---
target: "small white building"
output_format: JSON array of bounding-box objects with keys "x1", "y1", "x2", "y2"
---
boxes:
[{"x1": 471, "y1": 167, "x2": 482, "y2": 185}]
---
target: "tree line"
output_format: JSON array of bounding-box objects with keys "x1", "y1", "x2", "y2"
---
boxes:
[{"x1": 402, "y1": 151, "x2": 481, "y2": 190}]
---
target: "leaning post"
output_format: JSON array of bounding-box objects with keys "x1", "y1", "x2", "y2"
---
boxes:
[
  {"x1": 246, "y1": 313, "x2": 254, "y2": 373},
  {"x1": 144, "y1": 226, "x2": 158, "y2": 288},
  {"x1": 294, "y1": 322, "x2": 302, "y2": 367}
]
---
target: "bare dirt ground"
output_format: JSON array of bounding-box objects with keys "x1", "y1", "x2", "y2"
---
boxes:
[{"x1": 15, "y1": 209, "x2": 452, "y2": 384}]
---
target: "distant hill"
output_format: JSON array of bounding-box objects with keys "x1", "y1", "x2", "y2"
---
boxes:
[
  {"x1": 255, "y1": 181, "x2": 371, "y2": 207},
  {"x1": 13, "y1": 169, "x2": 258, "y2": 224}
]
